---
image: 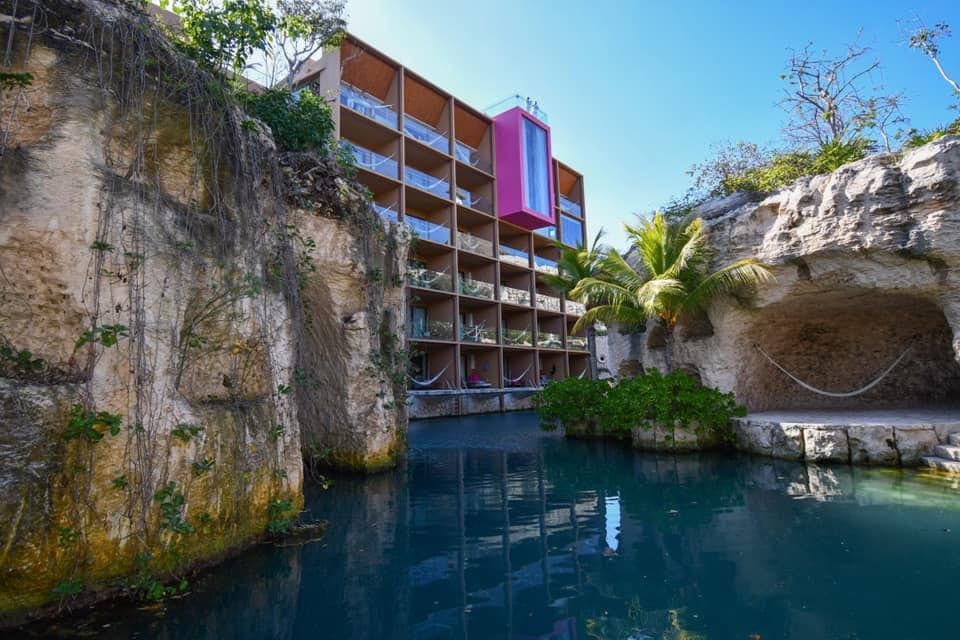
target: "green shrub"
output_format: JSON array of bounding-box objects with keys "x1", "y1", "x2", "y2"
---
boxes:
[
  {"x1": 903, "y1": 117, "x2": 960, "y2": 149},
  {"x1": 239, "y1": 87, "x2": 335, "y2": 153},
  {"x1": 533, "y1": 377, "x2": 609, "y2": 430}
]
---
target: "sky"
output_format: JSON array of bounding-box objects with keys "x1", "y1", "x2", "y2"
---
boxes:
[{"x1": 341, "y1": 0, "x2": 959, "y2": 250}]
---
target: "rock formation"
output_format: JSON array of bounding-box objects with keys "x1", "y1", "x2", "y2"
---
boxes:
[{"x1": 0, "y1": 0, "x2": 406, "y2": 624}]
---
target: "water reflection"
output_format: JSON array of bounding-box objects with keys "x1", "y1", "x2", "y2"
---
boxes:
[{"x1": 24, "y1": 412, "x2": 960, "y2": 639}]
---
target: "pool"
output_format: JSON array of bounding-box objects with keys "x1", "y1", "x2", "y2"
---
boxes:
[{"x1": 25, "y1": 412, "x2": 960, "y2": 639}]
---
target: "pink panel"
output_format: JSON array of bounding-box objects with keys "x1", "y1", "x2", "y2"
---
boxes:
[{"x1": 493, "y1": 107, "x2": 555, "y2": 230}]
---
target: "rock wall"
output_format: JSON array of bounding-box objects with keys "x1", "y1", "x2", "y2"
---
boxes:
[{"x1": 0, "y1": 0, "x2": 406, "y2": 624}]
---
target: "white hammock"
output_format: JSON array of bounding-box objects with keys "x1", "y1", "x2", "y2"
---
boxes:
[
  {"x1": 409, "y1": 363, "x2": 450, "y2": 388},
  {"x1": 755, "y1": 344, "x2": 912, "y2": 398},
  {"x1": 577, "y1": 368, "x2": 588, "y2": 379},
  {"x1": 503, "y1": 364, "x2": 533, "y2": 385}
]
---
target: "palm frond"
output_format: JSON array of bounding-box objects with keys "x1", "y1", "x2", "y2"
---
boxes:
[{"x1": 683, "y1": 259, "x2": 774, "y2": 313}]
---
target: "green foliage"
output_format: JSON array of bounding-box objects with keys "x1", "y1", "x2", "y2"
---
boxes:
[
  {"x1": 130, "y1": 552, "x2": 189, "y2": 602},
  {"x1": 112, "y1": 474, "x2": 128, "y2": 490},
  {"x1": 64, "y1": 404, "x2": 123, "y2": 443},
  {"x1": 51, "y1": 577, "x2": 84, "y2": 598},
  {"x1": 0, "y1": 346, "x2": 44, "y2": 374},
  {"x1": 171, "y1": 423, "x2": 204, "y2": 443},
  {"x1": 903, "y1": 117, "x2": 960, "y2": 149},
  {"x1": 76, "y1": 324, "x2": 129, "y2": 349},
  {"x1": 533, "y1": 377, "x2": 610, "y2": 430},
  {"x1": 270, "y1": 424, "x2": 285, "y2": 440},
  {"x1": 541, "y1": 230, "x2": 607, "y2": 299},
  {"x1": 267, "y1": 499, "x2": 295, "y2": 534},
  {"x1": 154, "y1": 482, "x2": 194, "y2": 534},
  {"x1": 90, "y1": 241, "x2": 115, "y2": 252},
  {"x1": 239, "y1": 88, "x2": 335, "y2": 152},
  {"x1": 192, "y1": 457, "x2": 215, "y2": 476},
  {"x1": 0, "y1": 71, "x2": 32, "y2": 89},
  {"x1": 57, "y1": 526, "x2": 79, "y2": 548},
  {"x1": 167, "y1": 0, "x2": 277, "y2": 72}
]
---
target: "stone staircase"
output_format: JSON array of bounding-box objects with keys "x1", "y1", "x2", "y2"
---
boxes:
[{"x1": 921, "y1": 433, "x2": 960, "y2": 473}]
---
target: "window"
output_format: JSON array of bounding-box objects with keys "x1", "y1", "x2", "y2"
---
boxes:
[
  {"x1": 561, "y1": 215, "x2": 583, "y2": 247},
  {"x1": 411, "y1": 307, "x2": 427, "y2": 337},
  {"x1": 521, "y1": 118, "x2": 550, "y2": 215}
]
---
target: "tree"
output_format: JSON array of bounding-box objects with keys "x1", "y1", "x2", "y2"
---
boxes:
[
  {"x1": 541, "y1": 230, "x2": 607, "y2": 299},
  {"x1": 903, "y1": 19, "x2": 960, "y2": 106},
  {"x1": 686, "y1": 141, "x2": 774, "y2": 198},
  {"x1": 570, "y1": 213, "x2": 772, "y2": 334},
  {"x1": 268, "y1": 0, "x2": 347, "y2": 90},
  {"x1": 170, "y1": 0, "x2": 278, "y2": 73}
]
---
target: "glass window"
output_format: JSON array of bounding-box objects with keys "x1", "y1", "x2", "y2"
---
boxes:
[
  {"x1": 561, "y1": 215, "x2": 583, "y2": 247},
  {"x1": 521, "y1": 118, "x2": 550, "y2": 215}
]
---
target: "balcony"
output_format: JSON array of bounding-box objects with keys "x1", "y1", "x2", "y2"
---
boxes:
[
  {"x1": 566, "y1": 300, "x2": 586, "y2": 316},
  {"x1": 454, "y1": 140, "x2": 492, "y2": 174},
  {"x1": 373, "y1": 204, "x2": 399, "y2": 224},
  {"x1": 455, "y1": 187, "x2": 493, "y2": 215},
  {"x1": 559, "y1": 194, "x2": 583, "y2": 217},
  {"x1": 460, "y1": 323, "x2": 496, "y2": 344},
  {"x1": 410, "y1": 320, "x2": 454, "y2": 341},
  {"x1": 568, "y1": 336, "x2": 588, "y2": 350},
  {"x1": 404, "y1": 116, "x2": 448, "y2": 154},
  {"x1": 500, "y1": 285, "x2": 531, "y2": 306},
  {"x1": 536, "y1": 293, "x2": 561, "y2": 312},
  {"x1": 537, "y1": 331, "x2": 563, "y2": 349},
  {"x1": 341, "y1": 140, "x2": 398, "y2": 180},
  {"x1": 405, "y1": 165, "x2": 450, "y2": 199},
  {"x1": 408, "y1": 264, "x2": 452, "y2": 292},
  {"x1": 456, "y1": 231, "x2": 493, "y2": 256},
  {"x1": 534, "y1": 255, "x2": 559, "y2": 275},
  {"x1": 459, "y1": 276, "x2": 495, "y2": 299},
  {"x1": 406, "y1": 214, "x2": 450, "y2": 244},
  {"x1": 340, "y1": 83, "x2": 397, "y2": 129},
  {"x1": 502, "y1": 327, "x2": 533, "y2": 346},
  {"x1": 499, "y1": 245, "x2": 529, "y2": 268},
  {"x1": 534, "y1": 226, "x2": 557, "y2": 240}
]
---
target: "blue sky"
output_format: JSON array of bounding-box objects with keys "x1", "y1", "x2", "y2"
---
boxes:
[{"x1": 343, "y1": 0, "x2": 959, "y2": 250}]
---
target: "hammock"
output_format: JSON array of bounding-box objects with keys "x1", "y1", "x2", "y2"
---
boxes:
[
  {"x1": 409, "y1": 266, "x2": 448, "y2": 286},
  {"x1": 503, "y1": 364, "x2": 533, "y2": 385},
  {"x1": 754, "y1": 344, "x2": 912, "y2": 398},
  {"x1": 408, "y1": 363, "x2": 450, "y2": 388},
  {"x1": 577, "y1": 368, "x2": 588, "y2": 379}
]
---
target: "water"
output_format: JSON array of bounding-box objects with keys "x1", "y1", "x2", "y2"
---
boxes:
[{"x1": 24, "y1": 412, "x2": 960, "y2": 639}]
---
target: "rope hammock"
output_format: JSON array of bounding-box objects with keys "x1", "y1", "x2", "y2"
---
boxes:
[
  {"x1": 503, "y1": 364, "x2": 533, "y2": 385},
  {"x1": 409, "y1": 265, "x2": 448, "y2": 285},
  {"x1": 408, "y1": 363, "x2": 450, "y2": 388},
  {"x1": 754, "y1": 344, "x2": 913, "y2": 398}
]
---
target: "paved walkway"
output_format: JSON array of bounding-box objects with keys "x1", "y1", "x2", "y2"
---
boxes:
[{"x1": 744, "y1": 408, "x2": 960, "y2": 427}]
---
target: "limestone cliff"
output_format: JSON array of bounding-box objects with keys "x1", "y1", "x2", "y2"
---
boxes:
[{"x1": 0, "y1": 0, "x2": 406, "y2": 624}]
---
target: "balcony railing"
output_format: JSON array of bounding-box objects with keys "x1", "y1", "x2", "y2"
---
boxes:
[
  {"x1": 341, "y1": 140, "x2": 398, "y2": 179},
  {"x1": 537, "y1": 331, "x2": 563, "y2": 349},
  {"x1": 454, "y1": 141, "x2": 493, "y2": 174},
  {"x1": 404, "y1": 115, "x2": 449, "y2": 153},
  {"x1": 568, "y1": 336, "x2": 588, "y2": 350},
  {"x1": 405, "y1": 165, "x2": 450, "y2": 199},
  {"x1": 565, "y1": 300, "x2": 586, "y2": 316},
  {"x1": 373, "y1": 204, "x2": 399, "y2": 224},
  {"x1": 340, "y1": 83, "x2": 398, "y2": 129},
  {"x1": 499, "y1": 245, "x2": 529, "y2": 268},
  {"x1": 559, "y1": 194, "x2": 583, "y2": 217},
  {"x1": 459, "y1": 277, "x2": 495, "y2": 299},
  {"x1": 534, "y1": 256, "x2": 559, "y2": 275},
  {"x1": 461, "y1": 323, "x2": 496, "y2": 344},
  {"x1": 406, "y1": 214, "x2": 450, "y2": 244},
  {"x1": 536, "y1": 293, "x2": 561, "y2": 312},
  {"x1": 502, "y1": 327, "x2": 533, "y2": 346},
  {"x1": 410, "y1": 320, "x2": 454, "y2": 341},
  {"x1": 407, "y1": 265, "x2": 452, "y2": 291},
  {"x1": 456, "y1": 231, "x2": 493, "y2": 256},
  {"x1": 455, "y1": 187, "x2": 493, "y2": 215},
  {"x1": 534, "y1": 226, "x2": 557, "y2": 240},
  {"x1": 500, "y1": 285, "x2": 531, "y2": 306}
]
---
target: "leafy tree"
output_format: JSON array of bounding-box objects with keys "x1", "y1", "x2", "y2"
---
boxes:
[
  {"x1": 903, "y1": 19, "x2": 960, "y2": 107},
  {"x1": 570, "y1": 212, "x2": 772, "y2": 334},
  {"x1": 268, "y1": 0, "x2": 347, "y2": 90},
  {"x1": 167, "y1": 0, "x2": 278, "y2": 73},
  {"x1": 239, "y1": 86, "x2": 334, "y2": 151}
]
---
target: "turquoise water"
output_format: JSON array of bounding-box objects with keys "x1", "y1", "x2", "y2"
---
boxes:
[{"x1": 26, "y1": 412, "x2": 960, "y2": 639}]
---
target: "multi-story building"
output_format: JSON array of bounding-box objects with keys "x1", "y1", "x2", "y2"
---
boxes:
[{"x1": 302, "y1": 35, "x2": 590, "y2": 417}]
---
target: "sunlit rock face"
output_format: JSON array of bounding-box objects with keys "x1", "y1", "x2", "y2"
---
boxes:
[{"x1": 0, "y1": 0, "x2": 406, "y2": 624}]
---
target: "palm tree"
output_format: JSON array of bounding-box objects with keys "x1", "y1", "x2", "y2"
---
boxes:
[
  {"x1": 570, "y1": 212, "x2": 772, "y2": 334},
  {"x1": 540, "y1": 229, "x2": 607, "y2": 297}
]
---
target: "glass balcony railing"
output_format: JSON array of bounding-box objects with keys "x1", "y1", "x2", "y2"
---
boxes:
[
  {"x1": 372, "y1": 204, "x2": 399, "y2": 224},
  {"x1": 405, "y1": 165, "x2": 450, "y2": 199},
  {"x1": 461, "y1": 323, "x2": 496, "y2": 344},
  {"x1": 455, "y1": 187, "x2": 493, "y2": 215},
  {"x1": 534, "y1": 226, "x2": 557, "y2": 240},
  {"x1": 500, "y1": 285, "x2": 531, "y2": 306},
  {"x1": 340, "y1": 83, "x2": 398, "y2": 129},
  {"x1": 502, "y1": 327, "x2": 533, "y2": 346},
  {"x1": 459, "y1": 277, "x2": 495, "y2": 299},
  {"x1": 454, "y1": 141, "x2": 493, "y2": 174},
  {"x1": 565, "y1": 300, "x2": 586, "y2": 316},
  {"x1": 341, "y1": 140, "x2": 398, "y2": 179},
  {"x1": 410, "y1": 320, "x2": 454, "y2": 341},
  {"x1": 499, "y1": 245, "x2": 530, "y2": 268},
  {"x1": 456, "y1": 231, "x2": 493, "y2": 256},
  {"x1": 406, "y1": 214, "x2": 450, "y2": 244},
  {"x1": 567, "y1": 336, "x2": 588, "y2": 351},
  {"x1": 404, "y1": 116, "x2": 449, "y2": 153},
  {"x1": 536, "y1": 293, "x2": 561, "y2": 312},
  {"x1": 534, "y1": 256, "x2": 559, "y2": 275},
  {"x1": 559, "y1": 194, "x2": 583, "y2": 217},
  {"x1": 407, "y1": 265, "x2": 452, "y2": 291},
  {"x1": 537, "y1": 331, "x2": 563, "y2": 349}
]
